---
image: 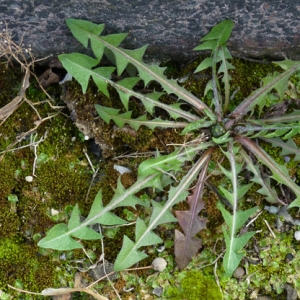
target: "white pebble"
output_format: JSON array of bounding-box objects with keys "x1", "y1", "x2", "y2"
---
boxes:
[
  {"x1": 50, "y1": 208, "x2": 59, "y2": 216},
  {"x1": 25, "y1": 176, "x2": 33, "y2": 182},
  {"x1": 294, "y1": 231, "x2": 300, "y2": 241},
  {"x1": 152, "y1": 257, "x2": 167, "y2": 272}
]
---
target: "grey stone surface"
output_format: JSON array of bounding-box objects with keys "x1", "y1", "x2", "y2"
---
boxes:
[{"x1": 1, "y1": 0, "x2": 300, "y2": 63}]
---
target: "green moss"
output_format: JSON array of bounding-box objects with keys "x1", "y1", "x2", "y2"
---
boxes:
[
  {"x1": 0, "y1": 64, "x2": 20, "y2": 105},
  {"x1": 0, "y1": 157, "x2": 17, "y2": 199},
  {"x1": 221, "y1": 232, "x2": 299, "y2": 299},
  {"x1": 36, "y1": 156, "x2": 91, "y2": 206},
  {"x1": 0, "y1": 236, "x2": 58, "y2": 296},
  {"x1": 228, "y1": 58, "x2": 278, "y2": 111},
  {"x1": 164, "y1": 270, "x2": 222, "y2": 299},
  {"x1": 0, "y1": 206, "x2": 21, "y2": 238}
]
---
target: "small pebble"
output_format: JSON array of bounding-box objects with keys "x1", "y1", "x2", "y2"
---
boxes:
[
  {"x1": 285, "y1": 253, "x2": 294, "y2": 262},
  {"x1": 152, "y1": 257, "x2": 167, "y2": 272},
  {"x1": 264, "y1": 205, "x2": 279, "y2": 214},
  {"x1": 153, "y1": 287, "x2": 163, "y2": 297},
  {"x1": 233, "y1": 267, "x2": 245, "y2": 279},
  {"x1": 294, "y1": 231, "x2": 300, "y2": 241},
  {"x1": 50, "y1": 208, "x2": 59, "y2": 216},
  {"x1": 25, "y1": 175, "x2": 33, "y2": 182}
]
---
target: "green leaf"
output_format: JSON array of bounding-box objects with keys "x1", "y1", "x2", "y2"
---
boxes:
[
  {"x1": 138, "y1": 148, "x2": 194, "y2": 176},
  {"x1": 181, "y1": 118, "x2": 214, "y2": 135},
  {"x1": 66, "y1": 18, "x2": 105, "y2": 49},
  {"x1": 212, "y1": 131, "x2": 231, "y2": 144},
  {"x1": 201, "y1": 20, "x2": 234, "y2": 45},
  {"x1": 60, "y1": 51, "x2": 199, "y2": 122},
  {"x1": 218, "y1": 46, "x2": 234, "y2": 109},
  {"x1": 56, "y1": 205, "x2": 103, "y2": 247},
  {"x1": 240, "y1": 149, "x2": 280, "y2": 204},
  {"x1": 114, "y1": 235, "x2": 149, "y2": 271},
  {"x1": 38, "y1": 223, "x2": 83, "y2": 250},
  {"x1": 216, "y1": 142, "x2": 257, "y2": 277},
  {"x1": 261, "y1": 137, "x2": 300, "y2": 162},
  {"x1": 256, "y1": 110, "x2": 300, "y2": 125},
  {"x1": 38, "y1": 175, "x2": 156, "y2": 251},
  {"x1": 95, "y1": 105, "x2": 187, "y2": 131},
  {"x1": 111, "y1": 77, "x2": 140, "y2": 110},
  {"x1": 86, "y1": 190, "x2": 128, "y2": 225},
  {"x1": 222, "y1": 227, "x2": 256, "y2": 277},
  {"x1": 237, "y1": 136, "x2": 300, "y2": 208},
  {"x1": 59, "y1": 53, "x2": 104, "y2": 94},
  {"x1": 194, "y1": 57, "x2": 213, "y2": 73},
  {"x1": 194, "y1": 20, "x2": 234, "y2": 54},
  {"x1": 114, "y1": 150, "x2": 213, "y2": 270},
  {"x1": 64, "y1": 18, "x2": 211, "y2": 113},
  {"x1": 135, "y1": 217, "x2": 163, "y2": 246},
  {"x1": 229, "y1": 61, "x2": 300, "y2": 121},
  {"x1": 138, "y1": 142, "x2": 212, "y2": 176}
]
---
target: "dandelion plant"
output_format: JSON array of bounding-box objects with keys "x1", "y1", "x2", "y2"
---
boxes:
[{"x1": 38, "y1": 18, "x2": 300, "y2": 277}]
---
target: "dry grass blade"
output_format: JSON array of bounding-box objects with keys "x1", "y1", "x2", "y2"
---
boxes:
[
  {"x1": 0, "y1": 95, "x2": 22, "y2": 122},
  {"x1": 0, "y1": 21, "x2": 34, "y2": 67},
  {"x1": 7, "y1": 284, "x2": 109, "y2": 300},
  {"x1": 0, "y1": 21, "x2": 53, "y2": 123},
  {"x1": 0, "y1": 67, "x2": 30, "y2": 122},
  {"x1": 0, "y1": 21, "x2": 64, "y2": 163}
]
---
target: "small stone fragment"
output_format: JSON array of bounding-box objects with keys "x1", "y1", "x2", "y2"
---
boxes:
[
  {"x1": 264, "y1": 206, "x2": 279, "y2": 214},
  {"x1": 233, "y1": 267, "x2": 245, "y2": 279},
  {"x1": 285, "y1": 283, "x2": 298, "y2": 300},
  {"x1": 152, "y1": 257, "x2": 167, "y2": 272},
  {"x1": 285, "y1": 253, "x2": 294, "y2": 262},
  {"x1": 153, "y1": 286, "x2": 163, "y2": 297},
  {"x1": 88, "y1": 260, "x2": 117, "y2": 281},
  {"x1": 113, "y1": 164, "x2": 131, "y2": 175}
]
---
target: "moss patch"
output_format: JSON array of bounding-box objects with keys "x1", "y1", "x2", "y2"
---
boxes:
[{"x1": 164, "y1": 270, "x2": 222, "y2": 299}]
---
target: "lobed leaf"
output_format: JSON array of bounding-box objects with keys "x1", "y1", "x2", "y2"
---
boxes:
[
  {"x1": 174, "y1": 160, "x2": 208, "y2": 269},
  {"x1": 59, "y1": 53, "x2": 111, "y2": 94},
  {"x1": 180, "y1": 118, "x2": 214, "y2": 135},
  {"x1": 221, "y1": 223, "x2": 256, "y2": 277},
  {"x1": 240, "y1": 149, "x2": 281, "y2": 204},
  {"x1": 138, "y1": 142, "x2": 213, "y2": 176},
  {"x1": 114, "y1": 149, "x2": 213, "y2": 271},
  {"x1": 95, "y1": 105, "x2": 187, "y2": 131},
  {"x1": 216, "y1": 142, "x2": 257, "y2": 277},
  {"x1": 38, "y1": 175, "x2": 157, "y2": 251},
  {"x1": 65, "y1": 18, "x2": 211, "y2": 113},
  {"x1": 261, "y1": 137, "x2": 300, "y2": 162},
  {"x1": 255, "y1": 109, "x2": 300, "y2": 125},
  {"x1": 59, "y1": 52, "x2": 199, "y2": 122},
  {"x1": 235, "y1": 122, "x2": 300, "y2": 140},
  {"x1": 226, "y1": 60, "x2": 300, "y2": 128},
  {"x1": 237, "y1": 136, "x2": 300, "y2": 208},
  {"x1": 218, "y1": 46, "x2": 234, "y2": 110},
  {"x1": 194, "y1": 20, "x2": 234, "y2": 52}
]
